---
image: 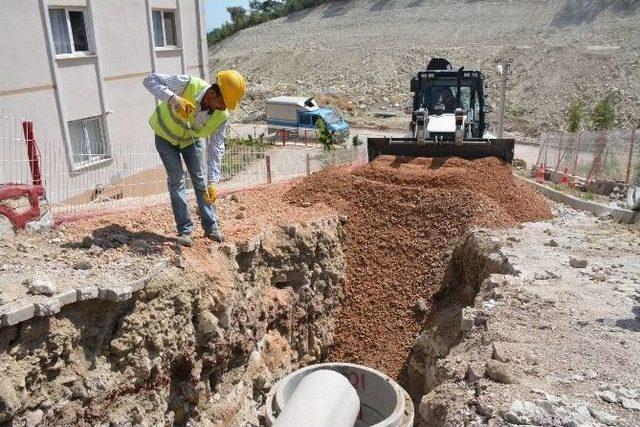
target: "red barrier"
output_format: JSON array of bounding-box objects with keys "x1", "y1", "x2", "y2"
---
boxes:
[
  {"x1": 0, "y1": 184, "x2": 45, "y2": 229},
  {"x1": 22, "y1": 121, "x2": 42, "y2": 186}
]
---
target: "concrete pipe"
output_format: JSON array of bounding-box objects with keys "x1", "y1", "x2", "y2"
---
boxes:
[
  {"x1": 265, "y1": 362, "x2": 414, "y2": 427},
  {"x1": 273, "y1": 369, "x2": 360, "y2": 427}
]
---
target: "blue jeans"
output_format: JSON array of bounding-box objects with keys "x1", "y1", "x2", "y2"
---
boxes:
[{"x1": 155, "y1": 135, "x2": 218, "y2": 235}]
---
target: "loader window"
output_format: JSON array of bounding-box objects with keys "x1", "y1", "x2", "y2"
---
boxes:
[{"x1": 421, "y1": 79, "x2": 477, "y2": 114}]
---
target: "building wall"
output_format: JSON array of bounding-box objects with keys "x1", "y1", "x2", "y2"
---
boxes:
[{"x1": 0, "y1": 0, "x2": 208, "y2": 204}]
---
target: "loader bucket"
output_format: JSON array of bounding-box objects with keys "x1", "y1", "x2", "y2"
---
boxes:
[{"x1": 367, "y1": 137, "x2": 515, "y2": 164}]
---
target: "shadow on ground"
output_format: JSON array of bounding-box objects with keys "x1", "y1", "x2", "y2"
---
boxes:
[{"x1": 62, "y1": 223, "x2": 180, "y2": 256}]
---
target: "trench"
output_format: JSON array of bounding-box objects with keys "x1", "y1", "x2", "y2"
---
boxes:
[{"x1": 1, "y1": 156, "x2": 549, "y2": 426}]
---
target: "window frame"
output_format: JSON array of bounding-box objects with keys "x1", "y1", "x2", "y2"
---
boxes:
[
  {"x1": 49, "y1": 7, "x2": 94, "y2": 58},
  {"x1": 68, "y1": 116, "x2": 111, "y2": 170},
  {"x1": 152, "y1": 9, "x2": 180, "y2": 50}
]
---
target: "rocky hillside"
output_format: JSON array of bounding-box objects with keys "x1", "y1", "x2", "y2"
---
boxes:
[{"x1": 209, "y1": 0, "x2": 640, "y2": 136}]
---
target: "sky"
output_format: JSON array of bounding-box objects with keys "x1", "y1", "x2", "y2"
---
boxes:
[{"x1": 205, "y1": 0, "x2": 252, "y2": 31}]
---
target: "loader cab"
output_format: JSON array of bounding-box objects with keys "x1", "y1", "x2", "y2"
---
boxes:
[{"x1": 409, "y1": 66, "x2": 489, "y2": 139}]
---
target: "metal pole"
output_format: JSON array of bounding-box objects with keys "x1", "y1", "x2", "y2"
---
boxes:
[
  {"x1": 554, "y1": 132, "x2": 564, "y2": 170},
  {"x1": 625, "y1": 129, "x2": 636, "y2": 183},
  {"x1": 572, "y1": 131, "x2": 582, "y2": 176},
  {"x1": 306, "y1": 152, "x2": 311, "y2": 176},
  {"x1": 266, "y1": 155, "x2": 272, "y2": 184},
  {"x1": 497, "y1": 63, "x2": 508, "y2": 139}
]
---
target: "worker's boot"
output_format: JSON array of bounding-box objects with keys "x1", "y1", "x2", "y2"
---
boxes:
[
  {"x1": 177, "y1": 234, "x2": 194, "y2": 247},
  {"x1": 205, "y1": 230, "x2": 224, "y2": 243}
]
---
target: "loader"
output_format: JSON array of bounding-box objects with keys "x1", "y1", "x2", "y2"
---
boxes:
[{"x1": 367, "y1": 58, "x2": 514, "y2": 163}]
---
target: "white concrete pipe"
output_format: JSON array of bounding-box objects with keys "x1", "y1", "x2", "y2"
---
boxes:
[
  {"x1": 273, "y1": 369, "x2": 360, "y2": 427},
  {"x1": 265, "y1": 362, "x2": 414, "y2": 427}
]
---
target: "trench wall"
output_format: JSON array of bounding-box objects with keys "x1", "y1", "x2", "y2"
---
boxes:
[{"x1": 0, "y1": 217, "x2": 345, "y2": 426}]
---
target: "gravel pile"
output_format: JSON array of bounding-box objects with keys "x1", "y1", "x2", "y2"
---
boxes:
[{"x1": 285, "y1": 155, "x2": 552, "y2": 378}]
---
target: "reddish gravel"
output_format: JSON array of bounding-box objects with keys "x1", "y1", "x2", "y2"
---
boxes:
[
  {"x1": 285, "y1": 155, "x2": 552, "y2": 379},
  {"x1": 64, "y1": 185, "x2": 334, "y2": 275}
]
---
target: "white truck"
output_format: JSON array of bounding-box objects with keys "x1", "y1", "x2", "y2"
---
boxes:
[{"x1": 266, "y1": 96, "x2": 350, "y2": 142}]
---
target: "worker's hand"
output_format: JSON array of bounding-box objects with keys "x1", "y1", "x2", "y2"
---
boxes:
[
  {"x1": 169, "y1": 95, "x2": 195, "y2": 120},
  {"x1": 203, "y1": 184, "x2": 217, "y2": 204}
]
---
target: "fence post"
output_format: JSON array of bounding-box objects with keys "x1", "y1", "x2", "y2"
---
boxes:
[
  {"x1": 554, "y1": 132, "x2": 564, "y2": 171},
  {"x1": 306, "y1": 153, "x2": 311, "y2": 176},
  {"x1": 535, "y1": 133, "x2": 548, "y2": 167},
  {"x1": 266, "y1": 155, "x2": 272, "y2": 184},
  {"x1": 625, "y1": 129, "x2": 636, "y2": 183},
  {"x1": 21, "y1": 120, "x2": 42, "y2": 186},
  {"x1": 587, "y1": 131, "x2": 607, "y2": 181},
  {"x1": 572, "y1": 131, "x2": 582, "y2": 176}
]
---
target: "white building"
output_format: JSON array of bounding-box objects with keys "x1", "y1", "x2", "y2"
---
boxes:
[{"x1": 0, "y1": 0, "x2": 209, "y2": 205}]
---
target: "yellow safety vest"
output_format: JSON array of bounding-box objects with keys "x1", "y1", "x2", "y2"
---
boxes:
[{"x1": 149, "y1": 76, "x2": 229, "y2": 149}]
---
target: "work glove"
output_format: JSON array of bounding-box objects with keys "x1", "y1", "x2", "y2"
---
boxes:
[
  {"x1": 169, "y1": 95, "x2": 195, "y2": 120},
  {"x1": 204, "y1": 184, "x2": 217, "y2": 204}
]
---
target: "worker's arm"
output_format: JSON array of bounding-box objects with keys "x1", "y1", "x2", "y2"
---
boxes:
[
  {"x1": 142, "y1": 73, "x2": 190, "y2": 102},
  {"x1": 207, "y1": 121, "x2": 229, "y2": 185}
]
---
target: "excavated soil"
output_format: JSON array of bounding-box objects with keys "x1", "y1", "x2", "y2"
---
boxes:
[
  {"x1": 62, "y1": 185, "x2": 335, "y2": 275},
  {"x1": 285, "y1": 155, "x2": 552, "y2": 379}
]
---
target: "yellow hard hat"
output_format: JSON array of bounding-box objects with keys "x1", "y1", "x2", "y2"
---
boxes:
[{"x1": 216, "y1": 70, "x2": 246, "y2": 110}]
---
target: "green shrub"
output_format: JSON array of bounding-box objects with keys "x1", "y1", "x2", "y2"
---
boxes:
[
  {"x1": 591, "y1": 96, "x2": 616, "y2": 130},
  {"x1": 315, "y1": 119, "x2": 333, "y2": 150},
  {"x1": 566, "y1": 99, "x2": 584, "y2": 132}
]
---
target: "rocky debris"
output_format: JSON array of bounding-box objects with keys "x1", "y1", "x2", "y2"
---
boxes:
[
  {"x1": 88, "y1": 245, "x2": 103, "y2": 256},
  {"x1": 534, "y1": 270, "x2": 560, "y2": 280},
  {"x1": 80, "y1": 235, "x2": 93, "y2": 249},
  {"x1": 110, "y1": 233, "x2": 129, "y2": 245},
  {"x1": 129, "y1": 238, "x2": 152, "y2": 253},
  {"x1": 544, "y1": 239, "x2": 559, "y2": 247},
  {"x1": 25, "y1": 277, "x2": 56, "y2": 296},
  {"x1": 588, "y1": 406, "x2": 619, "y2": 425},
  {"x1": 569, "y1": 257, "x2": 588, "y2": 268},
  {"x1": 73, "y1": 259, "x2": 92, "y2": 270},
  {"x1": 503, "y1": 394, "x2": 599, "y2": 426},
  {"x1": 415, "y1": 298, "x2": 428, "y2": 313},
  {"x1": 621, "y1": 398, "x2": 640, "y2": 411},
  {"x1": 485, "y1": 360, "x2": 516, "y2": 384},
  {"x1": 0, "y1": 214, "x2": 16, "y2": 240},
  {"x1": 0, "y1": 382, "x2": 20, "y2": 423}
]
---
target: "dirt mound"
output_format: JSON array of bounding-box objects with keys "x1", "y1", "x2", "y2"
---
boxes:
[{"x1": 285, "y1": 156, "x2": 552, "y2": 378}]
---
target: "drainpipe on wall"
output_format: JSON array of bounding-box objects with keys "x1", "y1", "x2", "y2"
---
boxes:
[{"x1": 39, "y1": 0, "x2": 73, "y2": 170}]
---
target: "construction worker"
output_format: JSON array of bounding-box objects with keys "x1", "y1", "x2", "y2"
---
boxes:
[{"x1": 143, "y1": 70, "x2": 246, "y2": 246}]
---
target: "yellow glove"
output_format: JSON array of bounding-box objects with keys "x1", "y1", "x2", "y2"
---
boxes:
[
  {"x1": 169, "y1": 95, "x2": 195, "y2": 120},
  {"x1": 204, "y1": 184, "x2": 217, "y2": 204}
]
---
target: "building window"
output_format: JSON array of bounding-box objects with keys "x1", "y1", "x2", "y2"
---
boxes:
[
  {"x1": 68, "y1": 117, "x2": 109, "y2": 166},
  {"x1": 49, "y1": 8, "x2": 92, "y2": 56},
  {"x1": 152, "y1": 10, "x2": 178, "y2": 48}
]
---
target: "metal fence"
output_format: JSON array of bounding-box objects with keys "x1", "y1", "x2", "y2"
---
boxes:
[
  {"x1": 1, "y1": 111, "x2": 366, "y2": 221},
  {"x1": 537, "y1": 130, "x2": 639, "y2": 184}
]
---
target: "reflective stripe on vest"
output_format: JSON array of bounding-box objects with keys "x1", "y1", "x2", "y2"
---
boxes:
[{"x1": 148, "y1": 76, "x2": 228, "y2": 148}]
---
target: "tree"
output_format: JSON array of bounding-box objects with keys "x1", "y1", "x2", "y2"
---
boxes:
[
  {"x1": 249, "y1": 0, "x2": 282, "y2": 12},
  {"x1": 315, "y1": 118, "x2": 333, "y2": 150},
  {"x1": 591, "y1": 95, "x2": 616, "y2": 130},
  {"x1": 566, "y1": 99, "x2": 584, "y2": 133},
  {"x1": 226, "y1": 6, "x2": 247, "y2": 25}
]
